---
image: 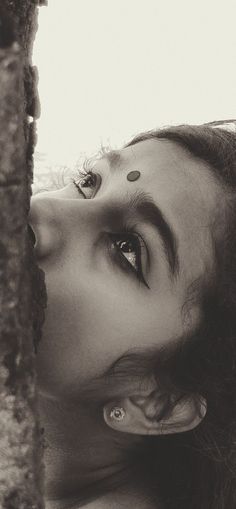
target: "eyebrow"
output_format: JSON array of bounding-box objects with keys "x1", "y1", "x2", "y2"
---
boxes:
[
  {"x1": 100, "y1": 150, "x2": 123, "y2": 171},
  {"x1": 100, "y1": 151, "x2": 179, "y2": 277}
]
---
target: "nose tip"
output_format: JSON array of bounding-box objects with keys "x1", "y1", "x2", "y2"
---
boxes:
[
  {"x1": 27, "y1": 217, "x2": 44, "y2": 258},
  {"x1": 27, "y1": 221, "x2": 45, "y2": 259},
  {"x1": 28, "y1": 197, "x2": 64, "y2": 260}
]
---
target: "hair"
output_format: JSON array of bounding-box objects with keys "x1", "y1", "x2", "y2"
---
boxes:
[
  {"x1": 35, "y1": 122, "x2": 236, "y2": 508},
  {"x1": 102, "y1": 122, "x2": 236, "y2": 509}
]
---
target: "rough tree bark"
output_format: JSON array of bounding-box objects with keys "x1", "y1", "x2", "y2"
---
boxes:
[{"x1": 0, "y1": 1, "x2": 47, "y2": 508}]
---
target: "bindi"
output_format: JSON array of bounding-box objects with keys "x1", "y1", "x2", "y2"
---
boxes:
[{"x1": 127, "y1": 170, "x2": 141, "y2": 182}]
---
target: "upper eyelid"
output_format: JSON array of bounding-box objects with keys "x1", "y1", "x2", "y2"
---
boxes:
[
  {"x1": 82, "y1": 154, "x2": 102, "y2": 172},
  {"x1": 79, "y1": 163, "x2": 101, "y2": 180}
]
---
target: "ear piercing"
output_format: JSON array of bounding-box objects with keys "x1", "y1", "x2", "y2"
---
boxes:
[
  {"x1": 109, "y1": 406, "x2": 126, "y2": 421},
  {"x1": 127, "y1": 170, "x2": 141, "y2": 182}
]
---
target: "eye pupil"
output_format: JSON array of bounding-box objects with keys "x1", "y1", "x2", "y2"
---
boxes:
[
  {"x1": 80, "y1": 175, "x2": 95, "y2": 188},
  {"x1": 118, "y1": 239, "x2": 133, "y2": 252}
]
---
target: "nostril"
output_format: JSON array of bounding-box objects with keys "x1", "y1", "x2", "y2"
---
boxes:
[{"x1": 27, "y1": 223, "x2": 36, "y2": 246}]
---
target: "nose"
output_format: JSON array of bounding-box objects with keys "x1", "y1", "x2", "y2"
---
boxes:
[
  {"x1": 29, "y1": 195, "x2": 65, "y2": 259},
  {"x1": 28, "y1": 188, "x2": 105, "y2": 261}
]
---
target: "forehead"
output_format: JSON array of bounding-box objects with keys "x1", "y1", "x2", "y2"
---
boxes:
[
  {"x1": 119, "y1": 139, "x2": 221, "y2": 285},
  {"x1": 119, "y1": 138, "x2": 220, "y2": 209}
]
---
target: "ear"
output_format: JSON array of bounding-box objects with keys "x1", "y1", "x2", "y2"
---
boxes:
[{"x1": 103, "y1": 389, "x2": 207, "y2": 436}]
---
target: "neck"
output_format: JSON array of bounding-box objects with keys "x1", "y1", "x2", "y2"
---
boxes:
[{"x1": 38, "y1": 392, "x2": 144, "y2": 508}]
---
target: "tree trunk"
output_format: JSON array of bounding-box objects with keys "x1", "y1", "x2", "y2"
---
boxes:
[{"x1": 0, "y1": 2, "x2": 47, "y2": 507}]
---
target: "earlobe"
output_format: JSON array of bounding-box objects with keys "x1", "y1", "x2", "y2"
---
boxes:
[{"x1": 103, "y1": 393, "x2": 207, "y2": 436}]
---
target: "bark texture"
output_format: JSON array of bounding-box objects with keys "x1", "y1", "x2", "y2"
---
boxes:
[{"x1": 0, "y1": 2, "x2": 47, "y2": 508}]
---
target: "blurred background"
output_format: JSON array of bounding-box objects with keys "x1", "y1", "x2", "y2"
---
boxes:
[{"x1": 33, "y1": 0, "x2": 236, "y2": 191}]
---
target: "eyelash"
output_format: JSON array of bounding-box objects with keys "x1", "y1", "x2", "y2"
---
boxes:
[
  {"x1": 72, "y1": 166, "x2": 98, "y2": 199},
  {"x1": 109, "y1": 230, "x2": 149, "y2": 288},
  {"x1": 72, "y1": 166, "x2": 149, "y2": 288}
]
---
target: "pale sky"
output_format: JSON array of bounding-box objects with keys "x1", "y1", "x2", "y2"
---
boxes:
[{"x1": 33, "y1": 0, "x2": 236, "y2": 166}]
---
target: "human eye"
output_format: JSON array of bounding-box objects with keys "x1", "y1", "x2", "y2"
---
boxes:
[
  {"x1": 72, "y1": 166, "x2": 101, "y2": 199},
  {"x1": 109, "y1": 232, "x2": 149, "y2": 289}
]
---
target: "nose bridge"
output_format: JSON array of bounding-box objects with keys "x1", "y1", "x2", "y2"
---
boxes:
[{"x1": 29, "y1": 194, "x2": 105, "y2": 260}]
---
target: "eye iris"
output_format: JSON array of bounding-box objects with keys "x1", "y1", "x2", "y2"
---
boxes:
[
  {"x1": 80, "y1": 174, "x2": 95, "y2": 188},
  {"x1": 118, "y1": 239, "x2": 133, "y2": 252},
  {"x1": 116, "y1": 237, "x2": 137, "y2": 270}
]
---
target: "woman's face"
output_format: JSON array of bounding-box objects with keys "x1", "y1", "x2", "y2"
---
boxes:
[{"x1": 30, "y1": 139, "x2": 219, "y2": 399}]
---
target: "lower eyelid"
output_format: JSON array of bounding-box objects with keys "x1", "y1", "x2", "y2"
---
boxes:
[{"x1": 94, "y1": 173, "x2": 102, "y2": 193}]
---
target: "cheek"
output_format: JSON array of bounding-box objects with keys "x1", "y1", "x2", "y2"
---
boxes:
[
  {"x1": 68, "y1": 279, "x2": 184, "y2": 380},
  {"x1": 36, "y1": 263, "x2": 184, "y2": 397}
]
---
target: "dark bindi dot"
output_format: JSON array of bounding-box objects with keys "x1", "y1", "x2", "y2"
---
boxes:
[{"x1": 127, "y1": 170, "x2": 141, "y2": 182}]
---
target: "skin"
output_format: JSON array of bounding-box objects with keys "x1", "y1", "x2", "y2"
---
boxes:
[{"x1": 29, "y1": 139, "x2": 221, "y2": 508}]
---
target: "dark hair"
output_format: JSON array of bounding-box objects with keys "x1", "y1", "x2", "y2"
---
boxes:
[{"x1": 106, "y1": 122, "x2": 236, "y2": 509}]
